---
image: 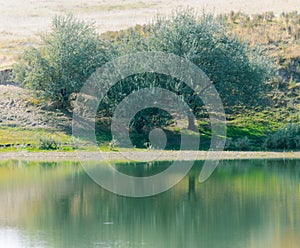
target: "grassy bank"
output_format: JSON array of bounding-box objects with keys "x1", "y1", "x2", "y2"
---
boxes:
[{"x1": 0, "y1": 108, "x2": 298, "y2": 153}]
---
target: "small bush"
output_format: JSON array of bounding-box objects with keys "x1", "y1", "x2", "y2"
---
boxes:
[
  {"x1": 109, "y1": 138, "x2": 119, "y2": 151},
  {"x1": 38, "y1": 136, "x2": 61, "y2": 150},
  {"x1": 236, "y1": 137, "x2": 252, "y2": 150},
  {"x1": 264, "y1": 123, "x2": 300, "y2": 150},
  {"x1": 226, "y1": 136, "x2": 251, "y2": 151}
]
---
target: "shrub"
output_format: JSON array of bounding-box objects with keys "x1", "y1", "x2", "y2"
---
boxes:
[
  {"x1": 13, "y1": 14, "x2": 108, "y2": 109},
  {"x1": 226, "y1": 136, "x2": 251, "y2": 151},
  {"x1": 109, "y1": 138, "x2": 119, "y2": 151},
  {"x1": 264, "y1": 123, "x2": 300, "y2": 150},
  {"x1": 235, "y1": 137, "x2": 252, "y2": 150},
  {"x1": 38, "y1": 136, "x2": 61, "y2": 150},
  {"x1": 107, "y1": 9, "x2": 274, "y2": 131},
  {"x1": 146, "y1": 10, "x2": 273, "y2": 110}
]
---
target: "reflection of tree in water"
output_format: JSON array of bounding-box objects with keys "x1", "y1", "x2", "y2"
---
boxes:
[
  {"x1": 188, "y1": 173, "x2": 196, "y2": 199},
  {"x1": 19, "y1": 159, "x2": 300, "y2": 248},
  {"x1": 1, "y1": 159, "x2": 300, "y2": 247}
]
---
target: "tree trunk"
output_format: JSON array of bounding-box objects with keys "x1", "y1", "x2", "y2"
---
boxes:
[{"x1": 188, "y1": 113, "x2": 197, "y2": 131}]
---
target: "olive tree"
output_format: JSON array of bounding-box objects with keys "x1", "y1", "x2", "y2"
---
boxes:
[
  {"x1": 148, "y1": 11, "x2": 273, "y2": 110},
  {"x1": 13, "y1": 14, "x2": 108, "y2": 109},
  {"x1": 105, "y1": 10, "x2": 273, "y2": 130}
]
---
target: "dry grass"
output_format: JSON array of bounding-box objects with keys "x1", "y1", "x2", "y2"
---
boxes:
[
  {"x1": 224, "y1": 11, "x2": 300, "y2": 59},
  {"x1": 0, "y1": 37, "x2": 39, "y2": 70}
]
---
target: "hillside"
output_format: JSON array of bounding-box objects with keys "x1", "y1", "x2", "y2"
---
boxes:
[
  {"x1": 225, "y1": 12, "x2": 300, "y2": 112},
  {"x1": 0, "y1": 11, "x2": 299, "y2": 151}
]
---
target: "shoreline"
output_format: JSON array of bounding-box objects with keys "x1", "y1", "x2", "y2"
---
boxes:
[{"x1": 1, "y1": 150, "x2": 300, "y2": 162}]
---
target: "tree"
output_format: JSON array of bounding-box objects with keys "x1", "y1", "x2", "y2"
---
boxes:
[
  {"x1": 13, "y1": 10, "x2": 273, "y2": 134},
  {"x1": 13, "y1": 14, "x2": 108, "y2": 109},
  {"x1": 106, "y1": 10, "x2": 273, "y2": 130},
  {"x1": 147, "y1": 10, "x2": 273, "y2": 109}
]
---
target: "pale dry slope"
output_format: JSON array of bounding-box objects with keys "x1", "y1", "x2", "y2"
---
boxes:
[
  {"x1": 0, "y1": 0, "x2": 300, "y2": 68},
  {"x1": 0, "y1": 83, "x2": 71, "y2": 130},
  {"x1": 1, "y1": 0, "x2": 299, "y2": 38}
]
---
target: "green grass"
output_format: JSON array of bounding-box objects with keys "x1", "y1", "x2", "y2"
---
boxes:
[
  {"x1": 0, "y1": 125, "x2": 114, "y2": 152},
  {"x1": 0, "y1": 107, "x2": 299, "y2": 152},
  {"x1": 225, "y1": 108, "x2": 300, "y2": 150},
  {"x1": 0, "y1": 126, "x2": 76, "y2": 152},
  {"x1": 0, "y1": 126, "x2": 71, "y2": 144},
  {"x1": 227, "y1": 112, "x2": 283, "y2": 139}
]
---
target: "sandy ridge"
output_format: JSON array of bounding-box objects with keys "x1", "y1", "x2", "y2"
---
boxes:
[{"x1": 1, "y1": 150, "x2": 300, "y2": 162}]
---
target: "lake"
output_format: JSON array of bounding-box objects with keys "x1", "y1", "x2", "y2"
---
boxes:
[{"x1": 0, "y1": 159, "x2": 299, "y2": 248}]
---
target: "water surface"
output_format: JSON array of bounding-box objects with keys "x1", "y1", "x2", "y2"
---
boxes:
[{"x1": 0, "y1": 159, "x2": 300, "y2": 248}]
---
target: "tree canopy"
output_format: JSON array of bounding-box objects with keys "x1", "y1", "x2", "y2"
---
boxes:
[
  {"x1": 13, "y1": 14, "x2": 108, "y2": 109},
  {"x1": 13, "y1": 10, "x2": 273, "y2": 130}
]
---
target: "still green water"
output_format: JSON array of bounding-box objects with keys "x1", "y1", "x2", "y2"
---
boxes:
[{"x1": 0, "y1": 159, "x2": 300, "y2": 248}]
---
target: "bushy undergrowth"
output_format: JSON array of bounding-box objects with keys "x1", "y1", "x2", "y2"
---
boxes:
[
  {"x1": 38, "y1": 136, "x2": 61, "y2": 150},
  {"x1": 264, "y1": 123, "x2": 300, "y2": 150},
  {"x1": 226, "y1": 136, "x2": 252, "y2": 151}
]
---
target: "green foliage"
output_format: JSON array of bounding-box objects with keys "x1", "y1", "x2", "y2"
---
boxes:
[
  {"x1": 14, "y1": 11, "x2": 273, "y2": 114},
  {"x1": 13, "y1": 14, "x2": 107, "y2": 109},
  {"x1": 109, "y1": 138, "x2": 119, "y2": 151},
  {"x1": 105, "y1": 10, "x2": 273, "y2": 120},
  {"x1": 146, "y1": 10, "x2": 273, "y2": 111},
  {"x1": 38, "y1": 135, "x2": 61, "y2": 150},
  {"x1": 96, "y1": 10, "x2": 274, "y2": 134},
  {"x1": 264, "y1": 123, "x2": 300, "y2": 150},
  {"x1": 12, "y1": 10, "x2": 275, "y2": 144},
  {"x1": 226, "y1": 136, "x2": 252, "y2": 151}
]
